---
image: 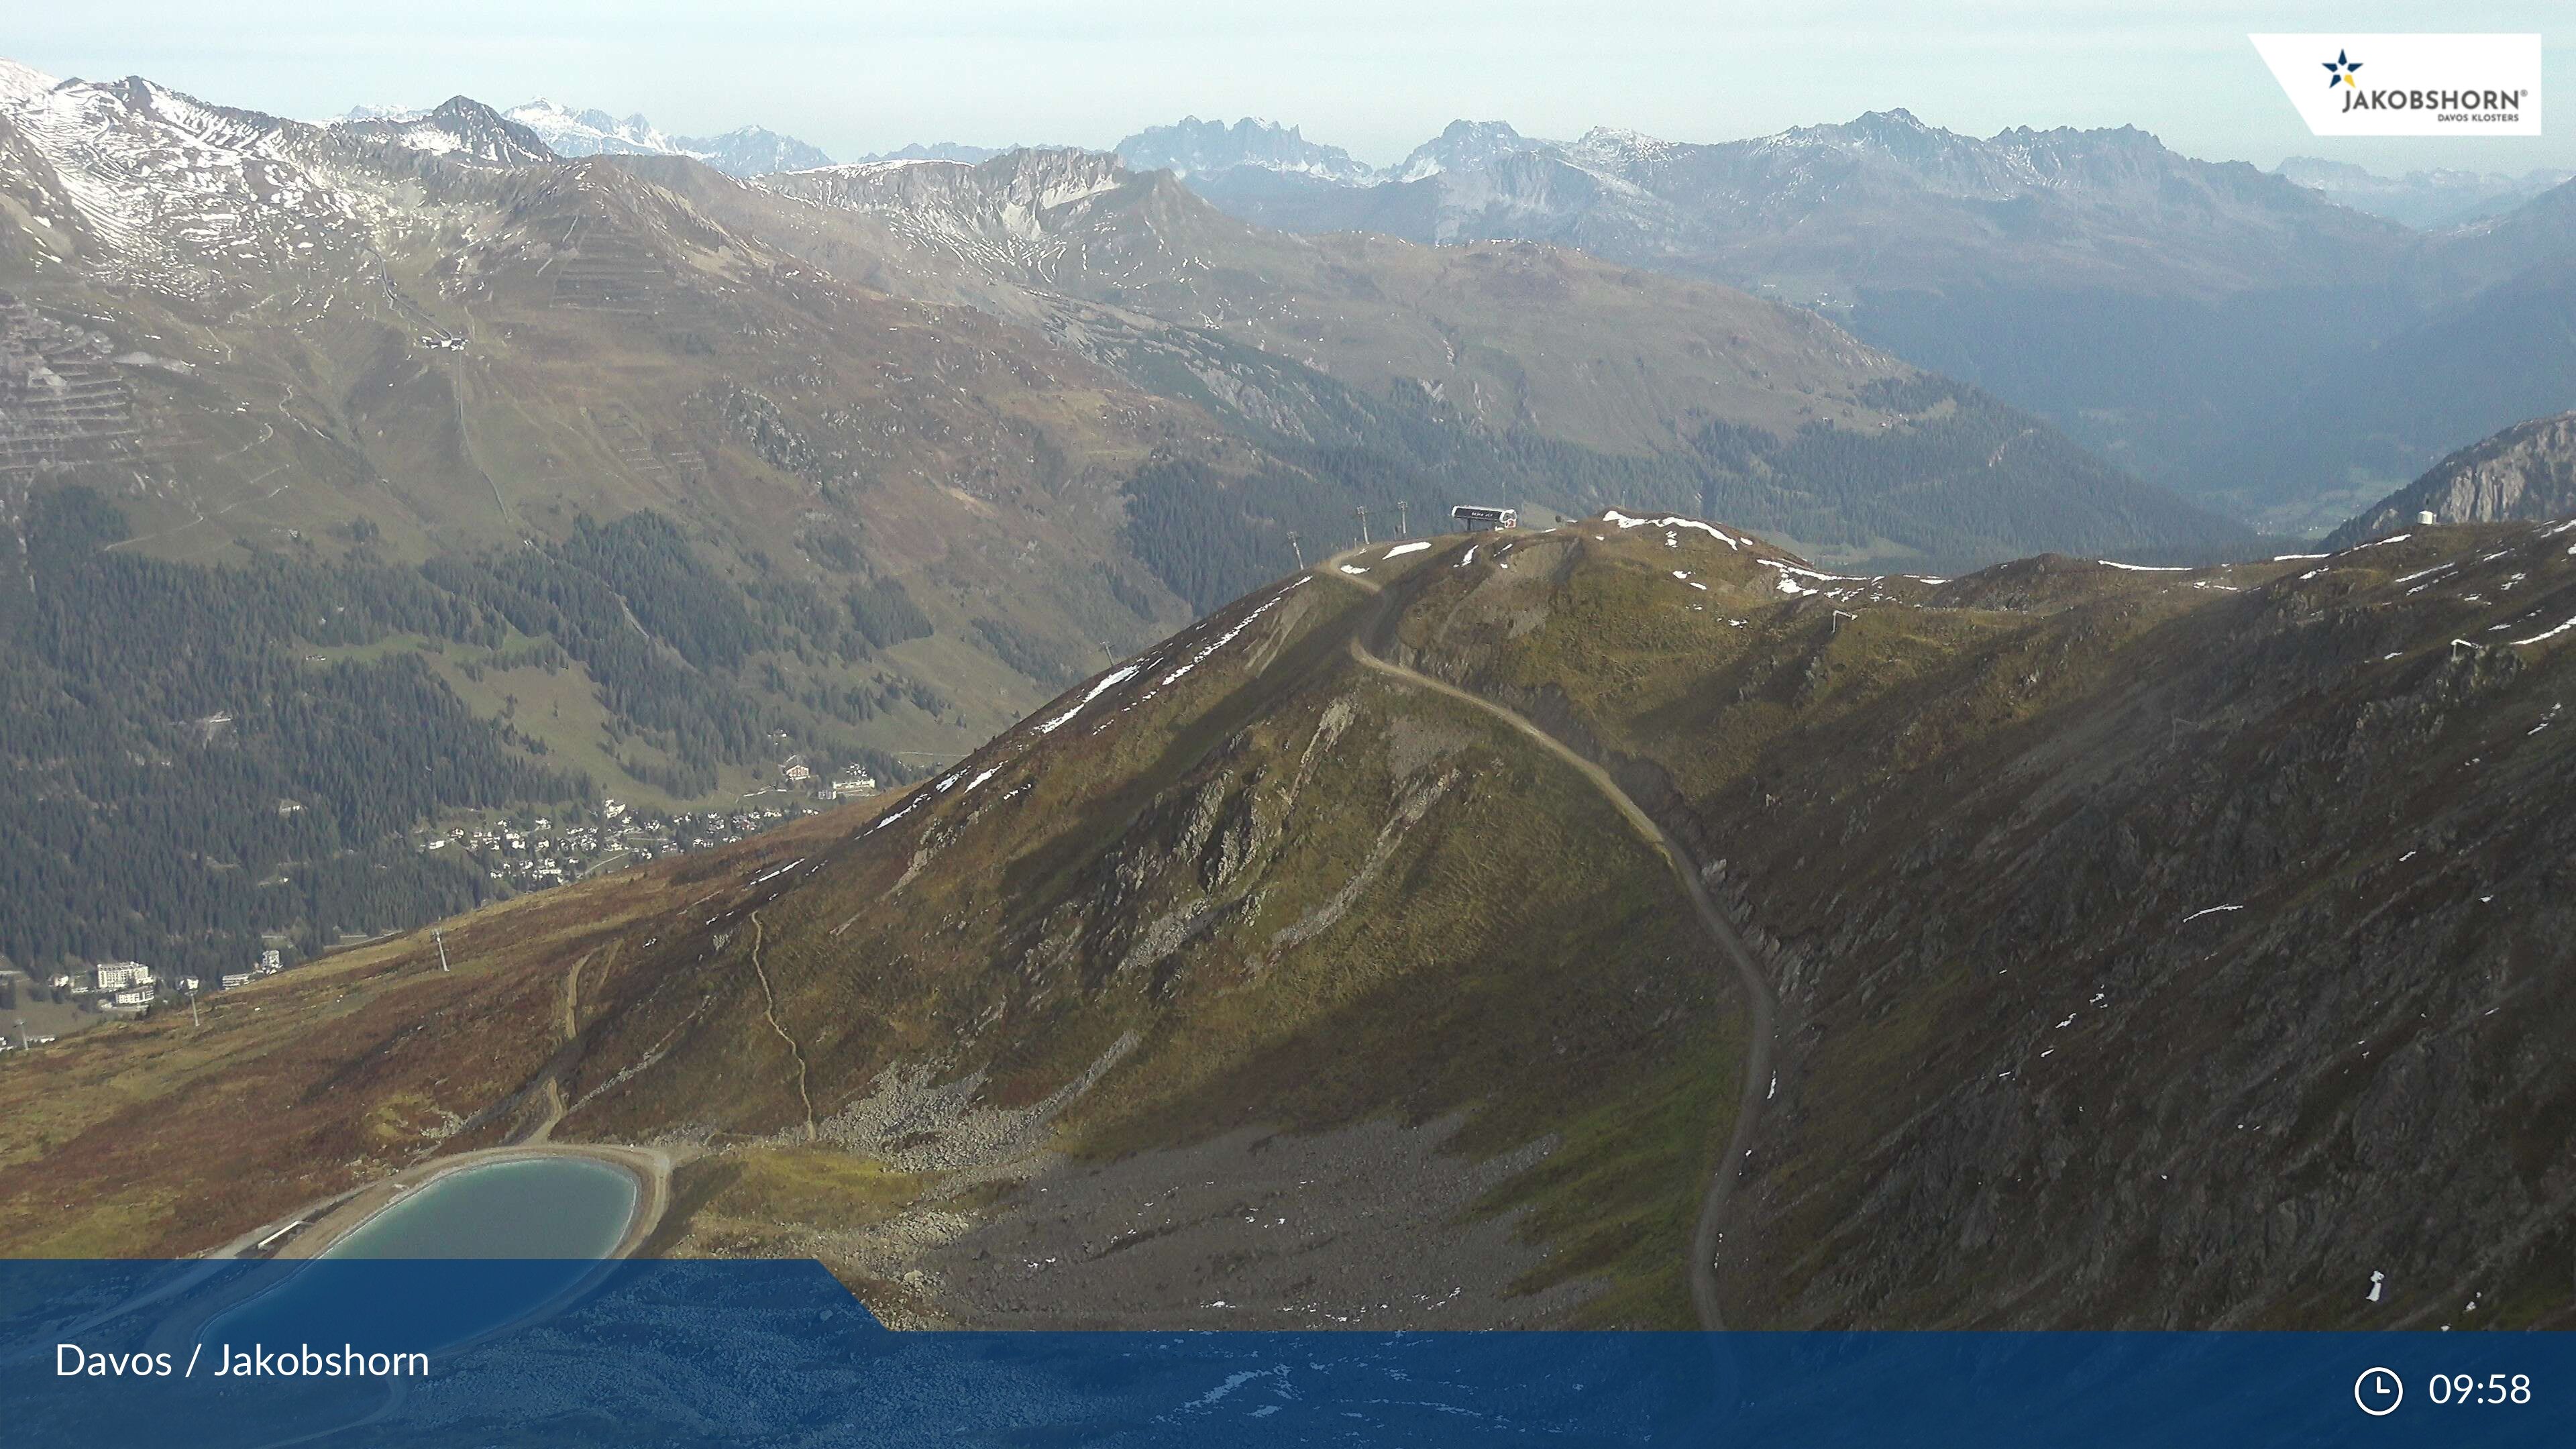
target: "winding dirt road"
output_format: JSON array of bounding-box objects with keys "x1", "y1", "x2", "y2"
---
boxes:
[{"x1": 1334, "y1": 549, "x2": 1778, "y2": 1330}]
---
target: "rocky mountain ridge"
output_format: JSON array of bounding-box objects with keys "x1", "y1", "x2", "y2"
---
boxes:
[
  {"x1": 1114, "y1": 116, "x2": 1376, "y2": 186},
  {"x1": 331, "y1": 95, "x2": 557, "y2": 167}
]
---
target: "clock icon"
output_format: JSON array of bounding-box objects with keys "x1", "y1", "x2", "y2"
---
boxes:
[{"x1": 2356, "y1": 1366, "x2": 2404, "y2": 1416}]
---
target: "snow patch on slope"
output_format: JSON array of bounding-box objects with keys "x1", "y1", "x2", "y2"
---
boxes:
[{"x1": 0, "y1": 70, "x2": 375, "y2": 298}]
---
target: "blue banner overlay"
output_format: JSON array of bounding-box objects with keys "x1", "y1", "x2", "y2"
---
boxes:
[{"x1": 0, "y1": 1259, "x2": 2561, "y2": 1446}]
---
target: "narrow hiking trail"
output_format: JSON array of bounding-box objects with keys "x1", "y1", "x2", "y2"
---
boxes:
[
  {"x1": 746, "y1": 910, "x2": 818, "y2": 1141},
  {"x1": 1333, "y1": 553, "x2": 1780, "y2": 1331},
  {"x1": 526, "y1": 948, "x2": 592, "y2": 1143},
  {"x1": 561, "y1": 949, "x2": 586, "y2": 1042}
]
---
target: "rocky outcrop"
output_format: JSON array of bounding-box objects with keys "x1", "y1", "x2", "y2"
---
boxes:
[{"x1": 2329, "y1": 411, "x2": 2576, "y2": 547}]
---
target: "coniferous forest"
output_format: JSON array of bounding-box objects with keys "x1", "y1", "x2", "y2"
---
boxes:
[{"x1": 0, "y1": 486, "x2": 918, "y2": 979}]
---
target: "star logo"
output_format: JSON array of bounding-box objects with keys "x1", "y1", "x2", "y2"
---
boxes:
[{"x1": 2322, "y1": 49, "x2": 2363, "y2": 89}]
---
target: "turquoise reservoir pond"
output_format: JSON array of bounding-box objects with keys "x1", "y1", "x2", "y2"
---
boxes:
[
  {"x1": 201, "y1": 1157, "x2": 640, "y2": 1354},
  {"x1": 323, "y1": 1156, "x2": 639, "y2": 1260}
]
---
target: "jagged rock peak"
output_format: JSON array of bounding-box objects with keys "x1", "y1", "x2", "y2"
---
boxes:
[{"x1": 1115, "y1": 116, "x2": 1378, "y2": 185}]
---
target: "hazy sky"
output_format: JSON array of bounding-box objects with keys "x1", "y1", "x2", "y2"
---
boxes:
[{"x1": 13, "y1": 1, "x2": 2573, "y2": 174}]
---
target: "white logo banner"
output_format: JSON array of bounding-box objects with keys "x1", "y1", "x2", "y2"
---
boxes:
[{"x1": 2249, "y1": 34, "x2": 2541, "y2": 136}]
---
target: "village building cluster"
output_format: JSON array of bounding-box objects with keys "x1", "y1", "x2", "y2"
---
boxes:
[
  {"x1": 415, "y1": 765, "x2": 879, "y2": 888},
  {"x1": 5, "y1": 765, "x2": 885, "y2": 1053},
  {"x1": 41, "y1": 947, "x2": 284, "y2": 1014},
  {"x1": 0, "y1": 947, "x2": 284, "y2": 1050}
]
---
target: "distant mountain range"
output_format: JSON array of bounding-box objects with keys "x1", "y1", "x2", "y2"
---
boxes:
[
  {"x1": 287, "y1": 103, "x2": 2576, "y2": 539},
  {"x1": 2274, "y1": 155, "x2": 2574, "y2": 230},
  {"x1": 335, "y1": 97, "x2": 835, "y2": 176},
  {"x1": 1085, "y1": 111, "x2": 2576, "y2": 538},
  {"x1": 848, "y1": 140, "x2": 1004, "y2": 166}
]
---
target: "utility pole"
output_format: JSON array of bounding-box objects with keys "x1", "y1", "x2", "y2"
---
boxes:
[
  {"x1": 1285, "y1": 531, "x2": 1303, "y2": 570},
  {"x1": 1354, "y1": 506, "x2": 1371, "y2": 546},
  {"x1": 433, "y1": 928, "x2": 451, "y2": 973},
  {"x1": 1396, "y1": 500, "x2": 1409, "y2": 537}
]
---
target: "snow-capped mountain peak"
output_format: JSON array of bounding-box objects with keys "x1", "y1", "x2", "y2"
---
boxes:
[
  {"x1": 1762, "y1": 108, "x2": 1956, "y2": 160},
  {"x1": 1562, "y1": 126, "x2": 1679, "y2": 180},
  {"x1": 0, "y1": 58, "x2": 60, "y2": 107},
  {"x1": 488, "y1": 98, "x2": 832, "y2": 176},
  {"x1": 506, "y1": 98, "x2": 679, "y2": 158},
  {"x1": 0, "y1": 62, "x2": 381, "y2": 299}
]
